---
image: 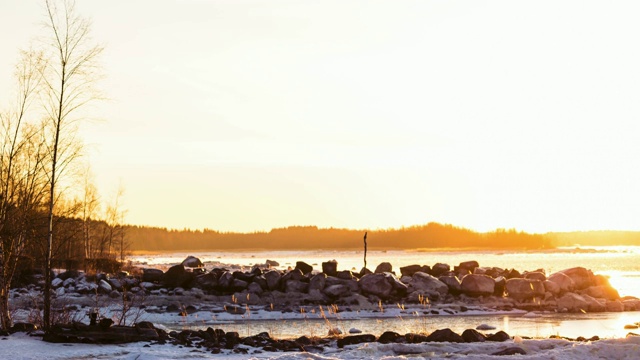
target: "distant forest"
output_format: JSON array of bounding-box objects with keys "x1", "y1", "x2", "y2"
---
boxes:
[{"x1": 126, "y1": 222, "x2": 555, "y2": 252}]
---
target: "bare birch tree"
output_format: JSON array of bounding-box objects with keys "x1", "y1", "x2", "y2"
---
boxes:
[
  {"x1": 41, "y1": 0, "x2": 103, "y2": 330},
  {"x1": 0, "y1": 50, "x2": 48, "y2": 330}
]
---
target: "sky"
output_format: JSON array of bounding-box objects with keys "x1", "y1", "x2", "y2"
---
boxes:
[{"x1": 1, "y1": 0, "x2": 640, "y2": 234}]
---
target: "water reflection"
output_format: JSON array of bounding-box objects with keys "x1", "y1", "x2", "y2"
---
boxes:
[{"x1": 162, "y1": 311, "x2": 640, "y2": 340}]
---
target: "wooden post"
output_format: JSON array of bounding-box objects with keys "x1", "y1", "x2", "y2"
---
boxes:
[{"x1": 363, "y1": 232, "x2": 368, "y2": 270}]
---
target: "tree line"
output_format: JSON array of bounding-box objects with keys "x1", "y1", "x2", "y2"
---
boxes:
[
  {"x1": 126, "y1": 222, "x2": 554, "y2": 252},
  {"x1": 0, "y1": 0, "x2": 126, "y2": 331}
]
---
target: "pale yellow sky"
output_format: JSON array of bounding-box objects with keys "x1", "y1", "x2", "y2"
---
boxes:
[{"x1": 2, "y1": 1, "x2": 640, "y2": 233}]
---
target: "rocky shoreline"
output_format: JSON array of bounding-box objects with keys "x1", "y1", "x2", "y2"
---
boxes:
[{"x1": 4, "y1": 256, "x2": 640, "y2": 356}]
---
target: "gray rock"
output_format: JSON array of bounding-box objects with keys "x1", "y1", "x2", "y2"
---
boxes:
[
  {"x1": 557, "y1": 267, "x2": 595, "y2": 290},
  {"x1": 247, "y1": 282, "x2": 263, "y2": 294},
  {"x1": 400, "y1": 265, "x2": 422, "y2": 277},
  {"x1": 324, "y1": 284, "x2": 351, "y2": 298},
  {"x1": 359, "y1": 273, "x2": 393, "y2": 299},
  {"x1": 409, "y1": 272, "x2": 448, "y2": 297},
  {"x1": 505, "y1": 278, "x2": 545, "y2": 300},
  {"x1": 295, "y1": 261, "x2": 313, "y2": 275},
  {"x1": 181, "y1": 255, "x2": 203, "y2": 268},
  {"x1": 51, "y1": 278, "x2": 63, "y2": 288},
  {"x1": 460, "y1": 274, "x2": 495, "y2": 297},
  {"x1": 62, "y1": 278, "x2": 75, "y2": 288},
  {"x1": 98, "y1": 279, "x2": 112, "y2": 293},
  {"x1": 285, "y1": 279, "x2": 308, "y2": 293},
  {"x1": 438, "y1": 275, "x2": 462, "y2": 295},
  {"x1": 548, "y1": 272, "x2": 576, "y2": 293},
  {"x1": 309, "y1": 273, "x2": 327, "y2": 292},
  {"x1": 142, "y1": 268, "x2": 164, "y2": 283},
  {"x1": 263, "y1": 270, "x2": 282, "y2": 291},
  {"x1": 431, "y1": 263, "x2": 451, "y2": 277},
  {"x1": 374, "y1": 262, "x2": 392, "y2": 274},
  {"x1": 322, "y1": 260, "x2": 338, "y2": 276}
]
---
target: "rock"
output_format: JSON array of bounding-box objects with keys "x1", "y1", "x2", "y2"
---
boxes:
[
  {"x1": 337, "y1": 270, "x2": 356, "y2": 280},
  {"x1": 374, "y1": 262, "x2": 392, "y2": 274},
  {"x1": 582, "y1": 294, "x2": 606, "y2": 312},
  {"x1": 181, "y1": 256, "x2": 203, "y2": 268},
  {"x1": 282, "y1": 269, "x2": 305, "y2": 282},
  {"x1": 98, "y1": 279, "x2": 112, "y2": 293},
  {"x1": 359, "y1": 273, "x2": 393, "y2": 299},
  {"x1": 378, "y1": 331, "x2": 403, "y2": 343},
  {"x1": 400, "y1": 265, "x2": 422, "y2": 277},
  {"x1": 109, "y1": 290, "x2": 120, "y2": 299},
  {"x1": 62, "y1": 278, "x2": 75, "y2": 288},
  {"x1": 543, "y1": 280, "x2": 561, "y2": 296},
  {"x1": 438, "y1": 275, "x2": 462, "y2": 295},
  {"x1": 505, "y1": 269, "x2": 521, "y2": 279},
  {"x1": 108, "y1": 278, "x2": 123, "y2": 291},
  {"x1": 606, "y1": 300, "x2": 624, "y2": 312},
  {"x1": 51, "y1": 278, "x2": 63, "y2": 288},
  {"x1": 263, "y1": 270, "x2": 282, "y2": 291},
  {"x1": 265, "y1": 259, "x2": 279, "y2": 267},
  {"x1": 285, "y1": 280, "x2": 308, "y2": 293},
  {"x1": 142, "y1": 268, "x2": 164, "y2": 283},
  {"x1": 55, "y1": 287, "x2": 65, "y2": 296},
  {"x1": 231, "y1": 278, "x2": 248, "y2": 290},
  {"x1": 460, "y1": 274, "x2": 495, "y2": 297},
  {"x1": 405, "y1": 333, "x2": 429, "y2": 343},
  {"x1": 557, "y1": 267, "x2": 595, "y2": 290},
  {"x1": 582, "y1": 285, "x2": 620, "y2": 300},
  {"x1": 548, "y1": 272, "x2": 576, "y2": 294},
  {"x1": 425, "y1": 328, "x2": 464, "y2": 343},
  {"x1": 349, "y1": 328, "x2": 362, "y2": 334},
  {"x1": 493, "y1": 276, "x2": 506, "y2": 296},
  {"x1": 295, "y1": 261, "x2": 313, "y2": 275},
  {"x1": 359, "y1": 267, "x2": 373, "y2": 278},
  {"x1": 431, "y1": 263, "x2": 450, "y2": 277},
  {"x1": 458, "y1": 261, "x2": 479, "y2": 273},
  {"x1": 409, "y1": 272, "x2": 448, "y2": 298},
  {"x1": 462, "y1": 329, "x2": 486, "y2": 342},
  {"x1": 337, "y1": 334, "x2": 376, "y2": 347},
  {"x1": 486, "y1": 331, "x2": 511, "y2": 342},
  {"x1": 194, "y1": 272, "x2": 218, "y2": 290},
  {"x1": 309, "y1": 273, "x2": 327, "y2": 292},
  {"x1": 492, "y1": 347, "x2": 526, "y2": 355},
  {"x1": 328, "y1": 328, "x2": 342, "y2": 336},
  {"x1": 218, "y1": 271, "x2": 233, "y2": 288},
  {"x1": 324, "y1": 284, "x2": 351, "y2": 298},
  {"x1": 556, "y1": 293, "x2": 589, "y2": 313},
  {"x1": 322, "y1": 260, "x2": 338, "y2": 276},
  {"x1": 476, "y1": 324, "x2": 496, "y2": 330},
  {"x1": 163, "y1": 264, "x2": 194, "y2": 288},
  {"x1": 524, "y1": 271, "x2": 546, "y2": 282},
  {"x1": 505, "y1": 278, "x2": 545, "y2": 300}
]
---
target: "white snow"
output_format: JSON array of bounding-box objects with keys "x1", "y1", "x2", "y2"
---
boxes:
[{"x1": 1, "y1": 332, "x2": 640, "y2": 359}]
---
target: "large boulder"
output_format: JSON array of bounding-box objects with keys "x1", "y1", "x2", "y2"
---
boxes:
[
  {"x1": 438, "y1": 275, "x2": 462, "y2": 295},
  {"x1": 194, "y1": 272, "x2": 218, "y2": 290},
  {"x1": 460, "y1": 274, "x2": 495, "y2": 297},
  {"x1": 458, "y1": 261, "x2": 479, "y2": 274},
  {"x1": 557, "y1": 267, "x2": 595, "y2": 290},
  {"x1": 295, "y1": 261, "x2": 313, "y2": 275},
  {"x1": 556, "y1": 293, "x2": 589, "y2": 313},
  {"x1": 547, "y1": 272, "x2": 575, "y2": 294},
  {"x1": 322, "y1": 260, "x2": 338, "y2": 276},
  {"x1": 309, "y1": 273, "x2": 327, "y2": 292},
  {"x1": 581, "y1": 285, "x2": 620, "y2": 300},
  {"x1": 285, "y1": 280, "x2": 308, "y2": 293},
  {"x1": 163, "y1": 264, "x2": 194, "y2": 288},
  {"x1": 181, "y1": 256, "x2": 203, "y2": 268},
  {"x1": 263, "y1": 270, "x2": 282, "y2": 291},
  {"x1": 359, "y1": 273, "x2": 393, "y2": 299},
  {"x1": 505, "y1": 278, "x2": 545, "y2": 300},
  {"x1": 543, "y1": 280, "x2": 561, "y2": 296},
  {"x1": 324, "y1": 284, "x2": 351, "y2": 298},
  {"x1": 431, "y1": 263, "x2": 451, "y2": 277},
  {"x1": 374, "y1": 262, "x2": 392, "y2": 274},
  {"x1": 523, "y1": 271, "x2": 546, "y2": 282},
  {"x1": 409, "y1": 272, "x2": 448, "y2": 298},
  {"x1": 142, "y1": 268, "x2": 164, "y2": 283},
  {"x1": 400, "y1": 265, "x2": 422, "y2": 277}
]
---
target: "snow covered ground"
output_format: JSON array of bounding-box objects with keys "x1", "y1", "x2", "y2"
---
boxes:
[{"x1": 1, "y1": 332, "x2": 640, "y2": 359}]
